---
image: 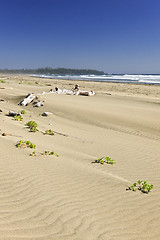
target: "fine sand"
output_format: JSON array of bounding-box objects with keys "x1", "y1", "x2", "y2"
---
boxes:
[{"x1": 0, "y1": 74, "x2": 160, "y2": 240}]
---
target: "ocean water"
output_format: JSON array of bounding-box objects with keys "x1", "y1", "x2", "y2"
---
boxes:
[{"x1": 32, "y1": 74, "x2": 160, "y2": 85}]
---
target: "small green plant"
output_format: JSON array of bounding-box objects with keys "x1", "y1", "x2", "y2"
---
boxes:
[
  {"x1": 19, "y1": 81, "x2": 33, "y2": 85},
  {"x1": 13, "y1": 115, "x2": 23, "y2": 121},
  {"x1": 94, "y1": 156, "x2": 116, "y2": 165},
  {"x1": 129, "y1": 182, "x2": 137, "y2": 192},
  {"x1": 16, "y1": 140, "x2": 36, "y2": 149},
  {"x1": 104, "y1": 156, "x2": 116, "y2": 164},
  {"x1": 44, "y1": 129, "x2": 55, "y2": 135},
  {"x1": 21, "y1": 110, "x2": 26, "y2": 114},
  {"x1": 0, "y1": 79, "x2": 5, "y2": 83},
  {"x1": 128, "y1": 180, "x2": 154, "y2": 194},
  {"x1": 30, "y1": 151, "x2": 36, "y2": 156},
  {"x1": 25, "y1": 121, "x2": 38, "y2": 132},
  {"x1": 40, "y1": 151, "x2": 59, "y2": 156},
  {"x1": 95, "y1": 157, "x2": 105, "y2": 164},
  {"x1": 30, "y1": 150, "x2": 59, "y2": 157},
  {"x1": 49, "y1": 151, "x2": 54, "y2": 155}
]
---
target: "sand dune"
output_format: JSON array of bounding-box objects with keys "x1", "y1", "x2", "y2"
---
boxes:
[{"x1": 0, "y1": 74, "x2": 160, "y2": 239}]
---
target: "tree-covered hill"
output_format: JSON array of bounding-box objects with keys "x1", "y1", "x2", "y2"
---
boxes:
[{"x1": 0, "y1": 68, "x2": 104, "y2": 75}]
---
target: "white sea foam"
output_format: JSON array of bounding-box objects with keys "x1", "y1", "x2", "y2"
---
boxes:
[{"x1": 32, "y1": 74, "x2": 160, "y2": 85}]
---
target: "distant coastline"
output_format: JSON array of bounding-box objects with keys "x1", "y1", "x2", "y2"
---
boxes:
[
  {"x1": 0, "y1": 67, "x2": 104, "y2": 75},
  {"x1": 1, "y1": 68, "x2": 160, "y2": 85}
]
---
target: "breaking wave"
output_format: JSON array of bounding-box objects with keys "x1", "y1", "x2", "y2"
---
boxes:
[{"x1": 32, "y1": 74, "x2": 160, "y2": 85}]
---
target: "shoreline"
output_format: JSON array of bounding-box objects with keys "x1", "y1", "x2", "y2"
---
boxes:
[
  {"x1": 30, "y1": 73, "x2": 160, "y2": 86},
  {"x1": 2, "y1": 72, "x2": 160, "y2": 85},
  {"x1": 32, "y1": 75, "x2": 160, "y2": 85},
  {"x1": 1, "y1": 73, "x2": 160, "y2": 99}
]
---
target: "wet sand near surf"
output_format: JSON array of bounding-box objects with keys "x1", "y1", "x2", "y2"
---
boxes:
[{"x1": 0, "y1": 74, "x2": 160, "y2": 240}]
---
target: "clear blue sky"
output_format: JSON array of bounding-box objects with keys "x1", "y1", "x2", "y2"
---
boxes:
[{"x1": 0, "y1": 0, "x2": 160, "y2": 73}]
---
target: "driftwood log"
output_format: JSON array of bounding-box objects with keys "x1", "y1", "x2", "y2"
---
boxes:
[
  {"x1": 55, "y1": 85, "x2": 95, "y2": 96},
  {"x1": 8, "y1": 110, "x2": 21, "y2": 117},
  {"x1": 78, "y1": 90, "x2": 95, "y2": 96},
  {"x1": 42, "y1": 112, "x2": 52, "y2": 117},
  {"x1": 18, "y1": 85, "x2": 95, "y2": 107},
  {"x1": 33, "y1": 101, "x2": 44, "y2": 107},
  {"x1": 18, "y1": 94, "x2": 35, "y2": 106}
]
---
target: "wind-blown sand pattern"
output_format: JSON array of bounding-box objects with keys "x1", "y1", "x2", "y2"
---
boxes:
[{"x1": 0, "y1": 74, "x2": 160, "y2": 240}]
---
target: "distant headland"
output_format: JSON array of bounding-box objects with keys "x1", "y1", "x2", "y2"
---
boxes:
[{"x1": 0, "y1": 68, "x2": 105, "y2": 75}]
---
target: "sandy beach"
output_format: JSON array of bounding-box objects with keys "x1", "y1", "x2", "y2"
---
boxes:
[{"x1": 0, "y1": 74, "x2": 160, "y2": 240}]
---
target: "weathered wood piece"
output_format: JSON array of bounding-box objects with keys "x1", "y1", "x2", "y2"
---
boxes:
[
  {"x1": 54, "y1": 85, "x2": 95, "y2": 96},
  {"x1": 78, "y1": 90, "x2": 95, "y2": 96},
  {"x1": 55, "y1": 87, "x2": 63, "y2": 94},
  {"x1": 33, "y1": 101, "x2": 44, "y2": 107},
  {"x1": 8, "y1": 110, "x2": 21, "y2": 117},
  {"x1": 18, "y1": 93, "x2": 35, "y2": 106},
  {"x1": 42, "y1": 112, "x2": 52, "y2": 117}
]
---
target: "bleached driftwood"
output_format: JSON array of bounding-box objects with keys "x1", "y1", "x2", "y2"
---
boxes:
[
  {"x1": 8, "y1": 110, "x2": 21, "y2": 117},
  {"x1": 19, "y1": 94, "x2": 35, "y2": 106},
  {"x1": 18, "y1": 93, "x2": 45, "y2": 107},
  {"x1": 54, "y1": 85, "x2": 95, "y2": 96},
  {"x1": 72, "y1": 84, "x2": 80, "y2": 95},
  {"x1": 55, "y1": 87, "x2": 63, "y2": 94},
  {"x1": 49, "y1": 89, "x2": 54, "y2": 93},
  {"x1": 18, "y1": 84, "x2": 94, "y2": 108},
  {"x1": 42, "y1": 112, "x2": 52, "y2": 117},
  {"x1": 33, "y1": 100, "x2": 44, "y2": 107},
  {"x1": 37, "y1": 91, "x2": 46, "y2": 96},
  {"x1": 63, "y1": 89, "x2": 75, "y2": 95},
  {"x1": 78, "y1": 90, "x2": 95, "y2": 96},
  {"x1": 55, "y1": 87, "x2": 75, "y2": 95}
]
